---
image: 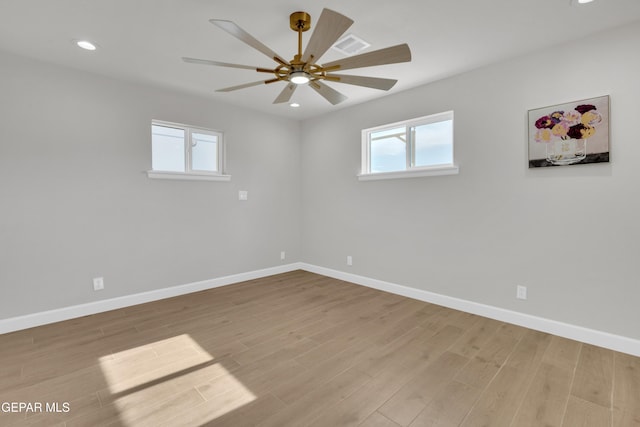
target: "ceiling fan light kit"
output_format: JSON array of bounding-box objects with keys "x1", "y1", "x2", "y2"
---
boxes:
[
  {"x1": 290, "y1": 71, "x2": 310, "y2": 85},
  {"x1": 182, "y1": 8, "x2": 411, "y2": 105}
]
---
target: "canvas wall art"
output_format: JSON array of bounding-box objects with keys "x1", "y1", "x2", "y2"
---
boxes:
[{"x1": 528, "y1": 95, "x2": 609, "y2": 168}]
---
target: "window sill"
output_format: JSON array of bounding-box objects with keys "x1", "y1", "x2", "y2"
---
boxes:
[
  {"x1": 146, "y1": 170, "x2": 231, "y2": 182},
  {"x1": 358, "y1": 164, "x2": 459, "y2": 181}
]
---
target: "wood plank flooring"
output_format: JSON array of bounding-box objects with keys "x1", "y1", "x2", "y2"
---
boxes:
[{"x1": 1, "y1": 270, "x2": 639, "y2": 426}]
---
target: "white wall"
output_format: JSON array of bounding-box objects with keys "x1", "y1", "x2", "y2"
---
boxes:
[
  {"x1": 2, "y1": 21, "x2": 639, "y2": 343},
  {"x1": 0, "y1": 51, "x2": 301, "y2": 319},
  {"x1": 300, "y1": 22, "x2": 640, "y2": 340}
]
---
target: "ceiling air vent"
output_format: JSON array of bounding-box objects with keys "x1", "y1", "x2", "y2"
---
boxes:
[{"x1": 331, "y1": 34, "x2": 371, "y2": 56}]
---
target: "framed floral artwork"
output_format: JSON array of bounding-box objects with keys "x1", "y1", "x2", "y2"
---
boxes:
[{"x1": 528, "y1": 95, "x2": 609, "y2": 168}]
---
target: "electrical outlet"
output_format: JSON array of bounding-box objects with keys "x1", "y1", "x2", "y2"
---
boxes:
[
  {"x1": 238, "y1": 190, "x2": 248, "y2": 201},
  {"x1": 516, "y1": 285, "x2": 527, "y2": 300},
  {"x1": 280, "y1": 251, "x2": 286, "y2": 260},
  {"x1": 93, "y1": 277, "x2": 104, "y2": 291},
  {"x1": 347, "y1": 256, "x2": 353, "y2": 266}
]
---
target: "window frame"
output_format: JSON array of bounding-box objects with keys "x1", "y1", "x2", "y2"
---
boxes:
[
  {"x1": 147, "y1": 120, "x2": 230, "y2": 182},
  {"x1": 359, "y1": 111, "x2": 458, "y2": 181}
]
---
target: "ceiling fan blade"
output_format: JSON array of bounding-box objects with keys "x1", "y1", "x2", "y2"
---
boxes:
[
  {"x1": 322, "y1": 43, "x2": 411, "y2": 72},
  {"x1": 326, "y1": 74, "x2": 398, "y2": 91},
  {"x1": 302, "y1": 8, "x2": 354, "y2": 64},
  {"x1": 182, "y1": 57, "x2": 258, "y2": 70},
  {"x1": 273, "y1": 83, "x2": 297, "y2": 104},
  {"x1": 309, "y1": 81, "x2": 347, "y2": 105},
  {"x1": 216, "y1": 80, "x2": 267, "y2": 92},
  {"x1": 210, "y1": 19, "x2": 287, "y2": 65}
]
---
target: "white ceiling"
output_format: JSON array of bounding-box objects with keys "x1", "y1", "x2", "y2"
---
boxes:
[{"x1": 1, "y1": 0, "x2": 640, "y2": 120}]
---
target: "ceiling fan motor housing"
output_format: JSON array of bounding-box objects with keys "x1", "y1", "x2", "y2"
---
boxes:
[{"x1": 290, "y1": 12, "x2": 311, "y2": 32}]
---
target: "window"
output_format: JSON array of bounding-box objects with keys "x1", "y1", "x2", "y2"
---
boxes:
[
  {"x1": 359, "y1": 111, "x2": 458, "y2": 180},
  {"x1": 147, "y1": 120, "x2": 230, "y2": 181}
]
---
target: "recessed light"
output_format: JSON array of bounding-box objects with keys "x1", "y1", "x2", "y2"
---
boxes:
[
  {"x1": 76, "y1": 40, "x2": 97, "y2": 51},
  {"x1": 289, "y1": 102, "x2": 301, "y2": 108},
  {"x1": 571, "y1": 0, "x2": 594, "y2": 4}
]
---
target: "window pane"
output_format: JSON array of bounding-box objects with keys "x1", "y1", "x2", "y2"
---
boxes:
[
  {"x1": 152, "y1": 125, "x2": 185, "y2": 172},
  {"x1": 370, "y1": 127, "x2": 406, "y2": 173},
  {"x1": 414, "y1": 119, "x2": 453, "y2": 167},
  {"x1": 191, "y1": 132, "x2": 218, "y2": 172}
]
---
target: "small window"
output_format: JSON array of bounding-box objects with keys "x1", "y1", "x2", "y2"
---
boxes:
[
  {"x1": 148, "y1": 120, "x2": 229, "y2": 181},
  {"x1": 360, "y1": 111, "x2": 458, "y2": 180}
]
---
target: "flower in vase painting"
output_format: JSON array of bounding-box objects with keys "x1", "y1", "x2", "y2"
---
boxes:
[
  {"x1": 535, "y1": 116, "x2": 555, "y2": 129},
  {"x1": 563, "y1": 110, "x2": 581, "y2": 125},
  {"x1": 528, "y1": 96, "x2": 609, "y2": 168},
  {"x1": 566, "y1": 123, "x2": 596, "y2": 139},
  {"x1": 550, "y1": 111, "x2": 564, "y2": 122},
  {"x1": 575, "y1": 104, "x2": 596, "y2": 114},
  {"x1": 534, "y1": 128, "x2": 552, "y2": 142},
  {"x1": 581, "y1": 110, "x2": 602, "y2": 126},
  {"x1": 551, "y1": 121, "x2": 569, "y2": 137},
  {"x1": 534, "y1": 104, "x2": 602, "y2": 142}
]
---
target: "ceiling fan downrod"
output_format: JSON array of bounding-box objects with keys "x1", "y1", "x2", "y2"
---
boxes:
[{"x1": 289, "y1": 12, "x2": 312, "y2": 83}]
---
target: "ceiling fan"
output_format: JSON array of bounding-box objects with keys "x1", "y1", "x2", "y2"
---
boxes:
[{"x1": 182, "y1": 8, "x2": 411, "y2": 105}]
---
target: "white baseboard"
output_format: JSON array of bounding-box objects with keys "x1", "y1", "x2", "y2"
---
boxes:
[
  {"x1": 299, "y1": 263, "x2": 640, "y2": 357},
  {"x1": 0, "y1": 263, "x2": 303, "y2": 335},
  {"x1": 3, "y1": 261, "x2": 639, "y2": 357}
]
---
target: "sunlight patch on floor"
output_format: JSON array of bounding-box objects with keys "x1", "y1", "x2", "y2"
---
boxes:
[{"x1": 98, "y1": 334, "x2": 255, "y2": 426}]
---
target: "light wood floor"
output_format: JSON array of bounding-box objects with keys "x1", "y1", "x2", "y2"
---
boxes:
[{"x1": 1, "y1": 271, "x2": 639, "y2": 427}]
